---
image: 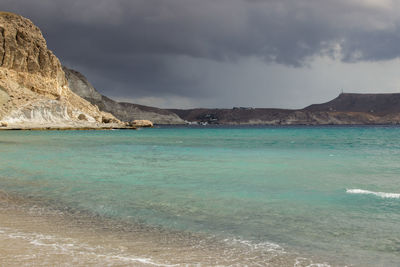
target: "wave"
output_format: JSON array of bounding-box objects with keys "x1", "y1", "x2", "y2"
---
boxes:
[
  {"x1": 223, "y1": 237, "x2": 285, "y2": 253},
  {"x1": 346, "y1": 189, "x2": 400, "y2": 199},
  {"x1": 0, "y1": 226, "x2": 177, "y2": 266}
]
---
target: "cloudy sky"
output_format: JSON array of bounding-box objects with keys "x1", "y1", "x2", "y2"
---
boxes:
[{"x1": 3, "y1": 0, "x2": 400, "y2": 108}]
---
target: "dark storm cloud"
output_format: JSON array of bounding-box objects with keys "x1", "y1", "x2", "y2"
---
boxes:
[{"x1": 1, "y1": 0, "x2": 400, "y2": 105}]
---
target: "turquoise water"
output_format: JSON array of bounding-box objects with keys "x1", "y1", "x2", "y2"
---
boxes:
[{"x1": 1, "y1": 126, "x2": 400, "y2": 266}]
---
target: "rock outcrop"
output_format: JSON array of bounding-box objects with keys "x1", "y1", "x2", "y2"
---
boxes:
[
  {"x1": 130, "y1": 120, "x2": 153, "y2": 127},
  {"x1": 4, "y1": 12, "x2": 398, "y2": 128},
  {"x1": 63, "y1": 67, "x2": 185, "y2": 125},
  {"x1": 0, "y1": 12, "x2": 123, "y2": 129}
]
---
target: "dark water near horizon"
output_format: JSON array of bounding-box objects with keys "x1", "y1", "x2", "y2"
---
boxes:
[{"x1": 1, "y1": 126, "x2": 400, "y2": 266}]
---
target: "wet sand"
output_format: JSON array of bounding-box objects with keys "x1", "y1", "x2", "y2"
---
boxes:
[{"x1": 0, "y1": 193, "x2": 331, "y2": 267}]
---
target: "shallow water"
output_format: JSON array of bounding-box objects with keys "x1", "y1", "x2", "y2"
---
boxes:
[{"x1": 1, "y1": 126, "x2": 400, "y2": 266}]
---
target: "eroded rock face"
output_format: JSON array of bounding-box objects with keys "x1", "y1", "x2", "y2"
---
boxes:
[
  {"x1": 63, "y1": 66, "x2": 186, "y2": 125},
  {"x1": 0, "y1": 12, "x2": 66, "y2": 94},
  {"x1": 0, "y1": 86, "x2": 9, "y2": 106},
  {"x1": 0, "y1": 12, "x2": 122, "y2": 128},
  {"x1": 63, "y1": 67, "x2": 102, "y2": 101}
]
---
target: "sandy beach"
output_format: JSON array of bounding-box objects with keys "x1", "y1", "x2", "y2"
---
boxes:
[
  {"x1": 2, "y1": 127, "x2": 398, "y2": 266},
  {"x1": 0, "y1": 191, "x2": 325, "y2": 267}
]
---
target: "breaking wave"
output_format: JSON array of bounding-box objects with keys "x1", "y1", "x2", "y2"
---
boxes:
[
  {"x1": 346, "y1": 189, "x2": 400, "y2": 199},
  {"x1": 0, "y1": 226, "x2": 177, "y2": 266}
]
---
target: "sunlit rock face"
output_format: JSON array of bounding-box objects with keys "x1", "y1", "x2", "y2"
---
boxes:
[{"x1": 0, "y1": 12, "x2": 121, "y2": 128}]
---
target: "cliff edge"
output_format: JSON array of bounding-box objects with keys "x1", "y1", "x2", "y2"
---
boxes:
[
  {"x1": 63, "y1": 66, "x2": 185, "y2": 125},
  {"x1": 0, "y1": 12, "x2": 122, "y2": 129}
]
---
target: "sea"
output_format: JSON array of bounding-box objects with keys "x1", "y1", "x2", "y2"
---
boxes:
[{"x1": 0, "y1": 126, "x2": 399, "y2": 266}]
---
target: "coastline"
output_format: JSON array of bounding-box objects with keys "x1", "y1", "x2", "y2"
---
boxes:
[
  {"x1": 0, "y1": 7, "x2": 399, "y2": 267},
  {"x1": 0, "y1": 191, "x2": 330, "y2": 267},
  {"x1": 2, "y1": 123, "x2": 399, "y2": 131},
  {"x1": 0, "y1": 122, "x2": 137, "y2": 131},
  {"x1": 0, "y1": 127, "x2": 137, "y2": 131},
  {"x1": 2, "y1": 127, "x2": 398, "y2": 266}
]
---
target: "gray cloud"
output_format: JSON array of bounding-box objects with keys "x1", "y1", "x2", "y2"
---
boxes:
[{"x1": 1, "y1": 0, "x2": 400, "y2": 107}]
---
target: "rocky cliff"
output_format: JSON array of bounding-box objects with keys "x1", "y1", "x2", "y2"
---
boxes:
[
  {"x1": 60, "y1": 65, "x2": 400, "y2": 126},
  {"x1": 63, "y1": 67, "x2": 185, "y2": 125},
  {"x1": 3, "y1": 12, "x2": 398, "y2": 128},
  {"x1": 0, "y1": 12, "x2": 122, "y2": 129}
]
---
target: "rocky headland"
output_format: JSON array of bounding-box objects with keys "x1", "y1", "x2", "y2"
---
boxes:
[
  {"x1": 63, "y1": 67, "x2": 185, "y2": 125},
  {"x1": 65, "y1": 63, "x2": 400, "y2": 126},
  {"x1": 0, "y1": 12, "x2": 125, "y2": 130},
  {"x1": 1, "y1": 11, "x2": 400, "y2": 128}
]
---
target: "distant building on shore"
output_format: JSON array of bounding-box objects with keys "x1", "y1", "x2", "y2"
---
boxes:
[{"x1": 233, "y1": 107, "x2": 254, "y2": 110}]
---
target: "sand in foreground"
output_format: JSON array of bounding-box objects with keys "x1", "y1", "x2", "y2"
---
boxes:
[{"x1": 0, "y1": 194, "x2": 331, "y2": 267}]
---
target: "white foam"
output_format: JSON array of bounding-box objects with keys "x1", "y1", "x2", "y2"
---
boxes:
[
  {"x1": 294, "y1": 257, "x2": 331, "y2": 267},
  {"x1": 0, "y1": 227, "x2": 176, "y2": 266},
  {"x1": 225, "y1": 238, "x2": 284, "y2": 253},
  {"x1": 346, "y1": 189, "x2": 400, "y2": 199}
]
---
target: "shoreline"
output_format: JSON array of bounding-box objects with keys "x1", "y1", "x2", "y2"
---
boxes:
[
  {"x1": 0, "y1": 126, "x2": 137, "y2": 131},
  {"x1": 0, "y1": 191, "x2": 330, "y2": 267},
  {"x1": 1, "y1": 123, "x2": 400, "y2": 131},
  {"x1": 0, "y1": 122, "x2": 138, "y2": 131}
]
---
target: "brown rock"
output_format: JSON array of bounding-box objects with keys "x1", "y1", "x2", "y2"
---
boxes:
[
  {"x1": 101, "y1": 112, "x2": 119, "y2": 124},
  {"x1": 78, "y1": 114, "x2": 87, "y2": 121},
  {"x1": 0, "y1": 12, "x2": 123, "y2": 128},
  {"x1": 131, "y1": 119, "x2": 153, "y2": 127},
  {"x1": 102, "y1": 117, "x2": 111, "y2": 124},
  {"x1": 0, "y1": 12, "x2": 66, "y2": 90}
]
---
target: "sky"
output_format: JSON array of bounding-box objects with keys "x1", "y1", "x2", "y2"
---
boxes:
[{"x1": 2, "y1": 0, "x2": 400, "y2": 109}]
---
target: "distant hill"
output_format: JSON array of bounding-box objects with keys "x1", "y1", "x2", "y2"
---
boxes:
[
  {"x1": 170, "y1": 93, "x2": 400, "y2": 125},
  {"x1": 64, "y1": 64, "x2": 400, "y2": 125},
  {"x1": 63, "y1": 67, "x2": 185, "y2": 125},
  {"x1": 170, "y1": 108, "x2": 295, "y2": 125},
  {"x1": 304, "y1": 93, "x2": 400, "y2": 115},
  {"x1": 12, "y1": 11, "x2": 400, "y2": 128}
]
